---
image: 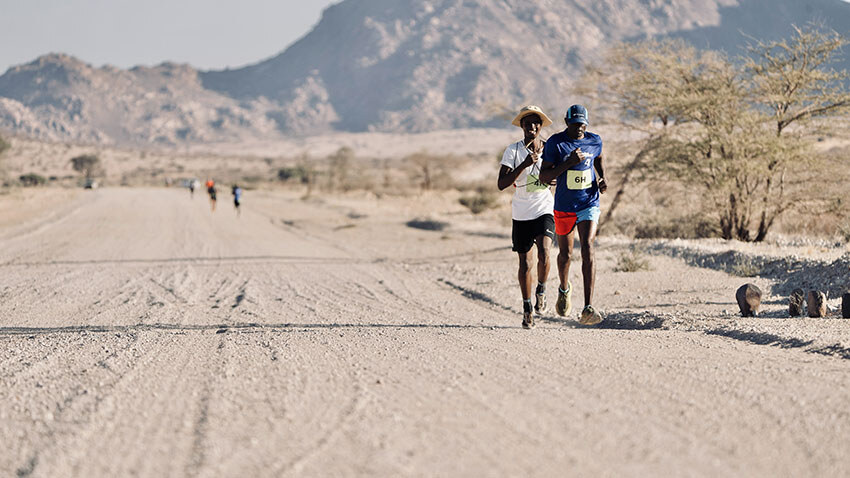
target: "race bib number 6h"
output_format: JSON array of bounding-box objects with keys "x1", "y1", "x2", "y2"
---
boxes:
[{"x1": 566, "y1": 169, "x2": 592, "y2": 190}]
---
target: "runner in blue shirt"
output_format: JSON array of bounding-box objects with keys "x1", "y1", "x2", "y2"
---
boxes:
[
  {"x1": 232, "y1": 184, "x2": 243, "y2": 216},
  {"x1": 539, "y1": 105, "x2": 608, "y2": 325}
]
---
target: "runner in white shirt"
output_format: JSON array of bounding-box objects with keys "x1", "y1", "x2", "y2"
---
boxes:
[{"x1": 497, "y1": 105, "x2": 555, "y2": 329}]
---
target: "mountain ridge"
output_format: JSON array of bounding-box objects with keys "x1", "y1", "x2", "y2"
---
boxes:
[{"x1": 1, "y1": 0, "x2": 849, "y2": 146}]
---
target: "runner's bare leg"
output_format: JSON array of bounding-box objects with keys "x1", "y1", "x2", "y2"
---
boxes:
[
  {"x1": 517, "y1": 250, "x2": 534, "y2": 300},
  {"x1": 577, "y1": 220, "x2": 598, "y2": 306},
  {"x1": 556, "y1": 228, "x2": 576, "y2": 290},
  {"x1": 535, "y1": 234, "x2": 551, "y2": 285}
]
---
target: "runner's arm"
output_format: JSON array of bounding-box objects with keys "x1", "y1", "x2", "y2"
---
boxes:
[
  {"x1": 539, "y1": 148, "x2": 585, "y2": 185},
  {"x1": 595, "y1": 151, "x2": 608, "y2": 193},
  {"x1": 497, "y1": 151, "x2": 536, "y2": 190}
]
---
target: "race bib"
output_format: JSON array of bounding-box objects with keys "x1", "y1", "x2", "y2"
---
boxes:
[
  {"x1": 525, "y1": 174, "x2": 548, "y2": 192},
  {"x1": 567, "y1": 169, "x2": 592, "y2": 190}
]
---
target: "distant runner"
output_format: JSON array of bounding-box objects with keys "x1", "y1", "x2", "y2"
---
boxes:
[
  {"x1": 539, "y1": 104, "x2": 608, "y2": 326},
  {"x1": 232, "y1": 184, "x2": 243, "y2": 216},
  {"x1": 497, "y1": 105, "x2": 556, "y2": 329},
  {"x1": 206, "y1": 179, "x2": 217, "y2": 212},
  {"x1": 188, "y1": 179, "x2": 196, "y2": 198}
]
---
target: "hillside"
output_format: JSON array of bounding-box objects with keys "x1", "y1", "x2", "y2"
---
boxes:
[{"x1": 1, "y1": 0, "x2": 849, "y2": 145}]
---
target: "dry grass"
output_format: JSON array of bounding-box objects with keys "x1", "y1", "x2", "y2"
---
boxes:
[
  {"x1": 459, "y1": 189, "x2": 498, "y2": 214},
  {"x1": 730, "y1": 256, "x2": 761, "y2": 277},
  {"x1": 3, "y1": 124, "x2": 850, "y2": 244},
  {"x1": 614, "y1": 248, "x2": 651, "y2": 272}
]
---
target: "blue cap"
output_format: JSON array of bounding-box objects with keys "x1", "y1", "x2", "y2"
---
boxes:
[{"x1": 566, "y1": 104, "x2": 588, "y2": 125}]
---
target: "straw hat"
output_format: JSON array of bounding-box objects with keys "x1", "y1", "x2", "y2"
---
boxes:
[{"x1": 511, "y1": 105, "x2": 553, "y2": 128}]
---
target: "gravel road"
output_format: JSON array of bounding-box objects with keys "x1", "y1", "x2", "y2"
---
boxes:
[{"x1": 1, "y1": 188, "x2": 848, "y2": 477}]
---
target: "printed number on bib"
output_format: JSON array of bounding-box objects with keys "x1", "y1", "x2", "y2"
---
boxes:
[
  {"x1": 525, "y1": 174, "x2": 548, "y2": 193},
  {"x1": 567, "y1": 169, "x2": 593, "y2": 190}
]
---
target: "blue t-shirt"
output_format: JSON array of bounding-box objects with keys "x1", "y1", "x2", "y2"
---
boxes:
[{"x1": 542, "y1": 130, "x2": 602, "y2": 213}]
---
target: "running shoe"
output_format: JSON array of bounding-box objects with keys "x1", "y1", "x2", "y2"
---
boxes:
[
  {"x1": 579, "y1": 305, "x2": 603, "y2": 325},
  {"x1": 522, "y1": 302, "x2": 535, "y2": 329},
  {"x1": 522, "y1": 310, "x2": 535, "y2": 329},
  {"x1": 555, "y1": 281, "x2": 572, "y2": 317},
  {"x1": 534, "y1": 285, "x2": 546, "y2": 314}
]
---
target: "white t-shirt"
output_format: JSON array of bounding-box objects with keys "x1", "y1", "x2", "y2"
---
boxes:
[{"x1": 500, "y1": 140, "x2": 554, "y2": 220}]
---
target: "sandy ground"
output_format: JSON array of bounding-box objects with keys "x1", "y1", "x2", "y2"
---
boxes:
[{"x1": 1, "y1": 187, "x2": 849, "y2": 477}]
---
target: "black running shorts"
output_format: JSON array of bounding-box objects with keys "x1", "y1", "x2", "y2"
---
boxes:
[{"x1": 511, "y1": 214, "x2": 555, "y2": 253}]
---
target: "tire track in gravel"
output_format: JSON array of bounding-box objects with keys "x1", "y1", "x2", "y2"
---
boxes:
[
  {"x1": 335, "y1": 276, "x2": 817, "y2": 476},
  {"x1": 180, "y1": 329, "x2": 373, "y2": 477},
  {"x1": 266, "y1": 333, "x2": 370, "y2": 477},
  {"x1": 0, "y1": 332, "x2": 144, "y2": 476},
  {"x1": 33, "y1": 332, "x2": 221, "y2": 477},
  {"x1": 183, "y1": 334, "x2": 226, "y2": 478}
]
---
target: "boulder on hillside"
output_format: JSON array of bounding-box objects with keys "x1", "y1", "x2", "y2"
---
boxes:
[
  {"x1": 807, "y1": 290, "x2": 827, "y2": 318},
  {"x1": 736, "y1": 283, "x2": 762, "y2": 317},
  {"x1": 789, "y1": 288, "x2": 805, "y2": 317}
]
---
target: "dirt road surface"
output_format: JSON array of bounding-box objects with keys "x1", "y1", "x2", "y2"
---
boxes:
[{"x1": 1, "y1": 188, "x2": 848, "y2": 477}]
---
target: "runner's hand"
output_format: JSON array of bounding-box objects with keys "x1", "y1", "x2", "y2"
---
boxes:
[
  {"x1": 598, "y1": 177, "x2": 608, "y2": 193},
  {"x1": 568, "y1": 148, "x2": 586, "y2": 167}
]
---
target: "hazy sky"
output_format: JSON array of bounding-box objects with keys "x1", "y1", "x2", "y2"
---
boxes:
[{"x1": 0, "y1": 0, "x2": 339, "y2": 73}]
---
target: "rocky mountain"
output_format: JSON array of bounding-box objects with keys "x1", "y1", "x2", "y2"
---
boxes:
[
  {"x1": 0, "y1": 54, "x2": 280, "y2": 145},
  {"x1": 1, "y1": 0, "x2": 849, "y2": 146}
]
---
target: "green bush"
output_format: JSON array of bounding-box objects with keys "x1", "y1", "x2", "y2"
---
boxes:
[
  {"x1": 731, "y1": 256, "x2": 761, "y2": 277},
  {"x1": 19, "y1": 173, "x2": 47, "y2": 187},
  {"x1": 634, "y1": 215, "x2": 717, "y2": 239},
  {"x1": 70, "y1": 154, "x2": 102, "y2": 178},
  {"x1": 614, "y1": 249, "x2": 651, "y2": 272},
  {"x1": 278, "y1": 166, "x2": 311, "y2": 184},
  {"x1": 459, "y1": 190, "x2": 498, "y2": 214}
]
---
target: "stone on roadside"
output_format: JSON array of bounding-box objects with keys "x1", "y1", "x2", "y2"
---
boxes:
[
  {"x1": 807, "y1": 290, "x2": 827, "y2": 318},
  {"x1": 789, "y1": 288, "x2": 805, "y2": 317},
  {"x1": 736, "y1": 283, "x2": 761, "y2": 317},
  {"x1": 843, "y1": 292, "x2": 850, "y2": 319}
]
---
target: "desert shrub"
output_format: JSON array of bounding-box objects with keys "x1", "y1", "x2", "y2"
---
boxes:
[
  {"x1": 634, "y1": 215, "x2": 718, "y2": 239},
  {"x1": 614, "y1": 248, "x2": 651, "y2": 272},
  {"x1": 405, "y1": 152, "x2": 452, "y2": 190},
  {"x1": 0, "y1": 135, "x2": 9, "y2": 156},
  {"x1": 240, "y1": 175, "x2": 264, "y2": 185},
  {"x1": 278, "y1": 166, "x2": 311, "y2": 183},
  {"x1": 731, "y1": 256, "x2": 761, "y2": 277},
  {"x1": 70, "y1": 154, "x2": 102, "y2": 179},
  {"x1": 459, "y1": 189, "x2": 498, "y2": 214},
  {"x1": 326, "y1": 146, "x2": 354, "y2": 191},
  {"x1": 19, "y1": 173, "x2": 47, "y2": 187}
]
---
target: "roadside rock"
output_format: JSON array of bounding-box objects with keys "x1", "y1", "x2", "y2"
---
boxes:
[
  {"x1": 789, "y1": 288, "x2": 805, "y2": 317},
  {"x1": 736, "y1": 283, "x2": 761, "y2": 317},
  {"x1": 808, "y1": 290, "x2": 827, "y2": 318}
]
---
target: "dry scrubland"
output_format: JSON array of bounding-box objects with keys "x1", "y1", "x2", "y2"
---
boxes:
[
  {"x1": 2, "y1": 121, "x2": 849, "y2": 241},
  {"x1": 1, "y1": 129, "x2": 850, "y2": 477}
]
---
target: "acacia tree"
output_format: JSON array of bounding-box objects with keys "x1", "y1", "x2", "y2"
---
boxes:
[
  {"x1": 70, "y1": 154, "x2": 102, "y2": 179},
  {"x1": 405, "y1": 152, "x2": 452, "y2": 191},
  {"x1": 583, "y1": 26, "x2": 850, "y2": 241},
  {"x1": 746, "y1": 26, "x2": 850, "y2": 136},
  {"x1": 326, "y1": 146, "x2": 354, "y2": 191}
]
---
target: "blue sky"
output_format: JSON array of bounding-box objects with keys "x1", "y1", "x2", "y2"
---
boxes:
[{"x1": 0, "y1": 0, "x2": 339, "y2": 73}]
